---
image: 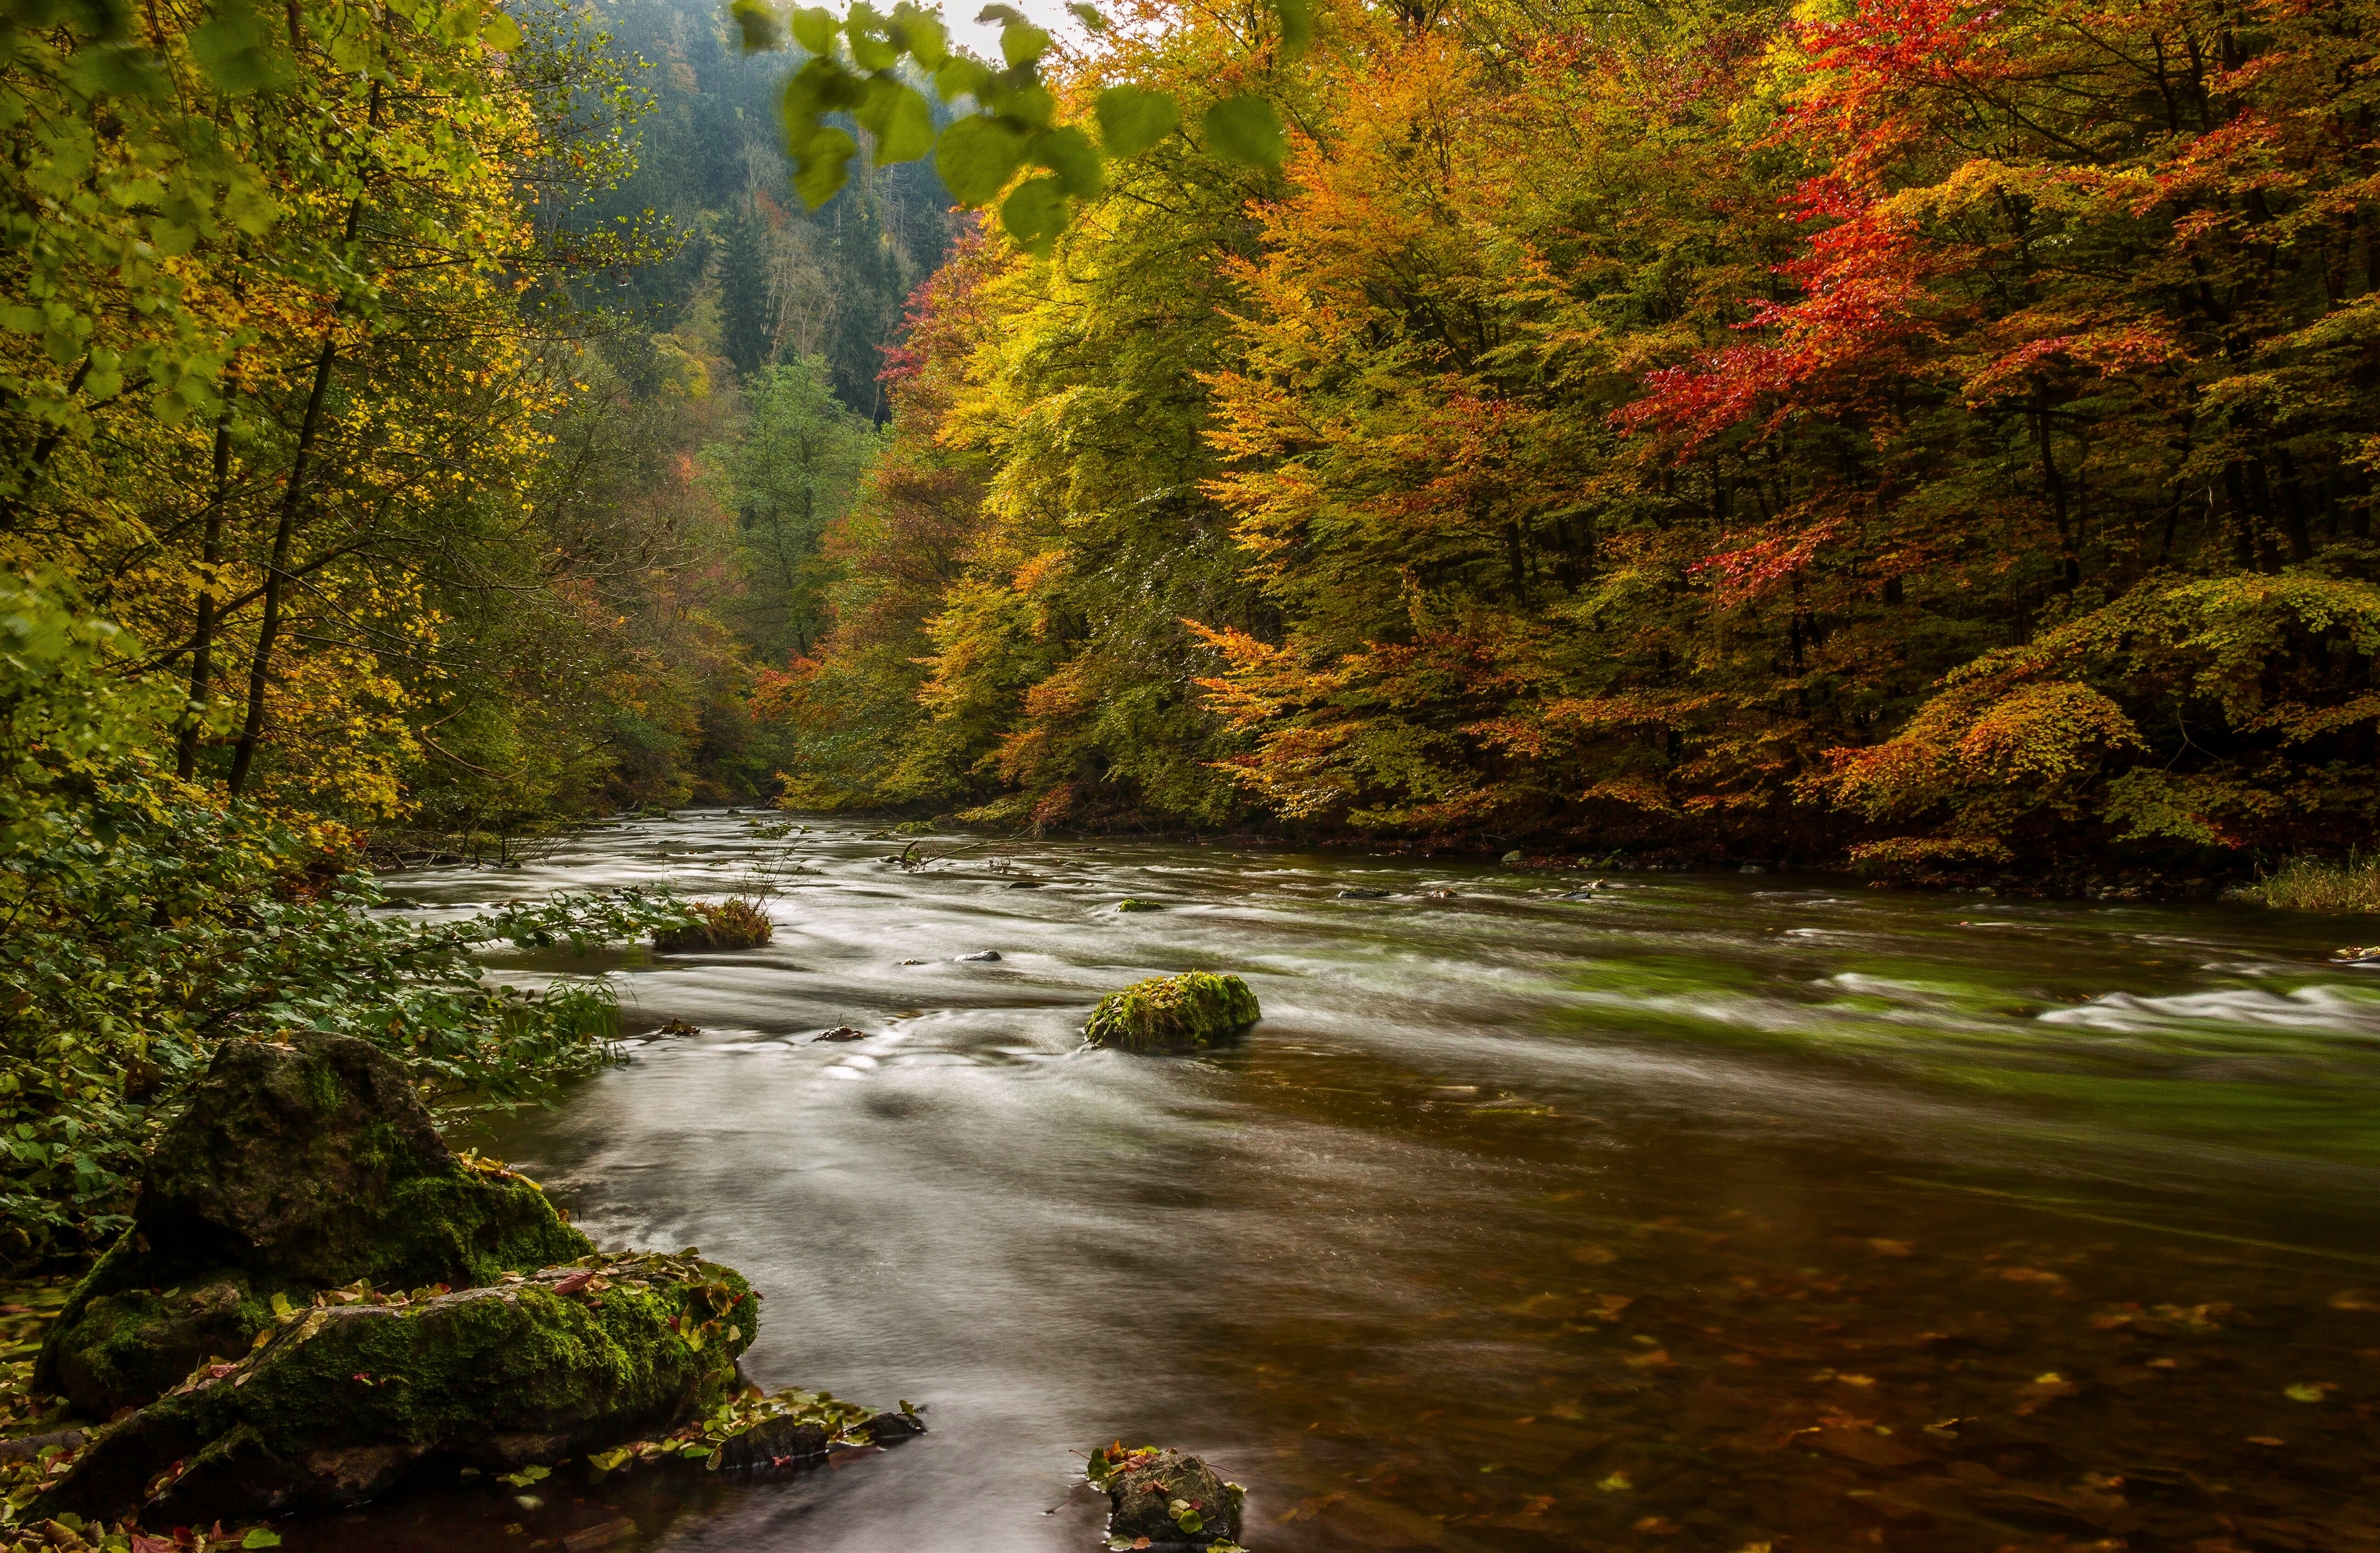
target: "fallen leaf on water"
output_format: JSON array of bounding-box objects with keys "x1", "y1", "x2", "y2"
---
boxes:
[
  {"x1": 1634, "y1": 1515, "x2": 1681, "y2": 1534},
  {"x1": 1835, "y1": 1373, "x2": 1876, "y2": 1388},
  {"x1": 2246, "y1": 1436, "x2": 2286, "y2": 1447},
  {"x1": 1597, "y1": 1472, "x2": 1632, "y2": 1492},
  {"x1": 1731, "y1": 1543, "x2": 1775, "y2": 1553},
  {"x1": 2283, "y1": 1382, "x2": 2335, "y2": 1402},
  {"x1": 2330, "y1": 1290, "x2": 2379, "y2": 1312},
  {"x1": 1624, "y1": 1348, "x2": 1673, "y2": 1370},
  {"x1": 2001, "y1": 1267, "x2": 2065, "y2": 1286},
  {"x1": 1866, "y1": 1239, "x2": 1912, "y2": 1257}
]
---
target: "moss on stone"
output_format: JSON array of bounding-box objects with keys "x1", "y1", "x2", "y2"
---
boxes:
[
  {"x1": 46, "y1": 1252, "x2": 758, "y2": 1523},
  {"x1": 1082, "y1": 972, "x2": 1261, "y2": 1053},
  {"x1": 38, "y1": 1034, "x2": 592, "y2": 1417}
]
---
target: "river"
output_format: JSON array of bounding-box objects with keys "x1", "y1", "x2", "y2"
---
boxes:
[{"x1": 298, "y1": 812, "x2": 2380, "y2": 1552}]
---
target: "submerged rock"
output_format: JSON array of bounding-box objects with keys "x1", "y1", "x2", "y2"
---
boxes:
[
  {"x1": 812, "y1": 1026, "x2": 869, "y2": 1043},
  {"x1": 1337, "y1": 887, "x2": 1388, "y2": 899},
  {"x1": 44, "y1": 1252, "x2": 756, "y2": 1523},
  {"x1": 38, "y1": 1035, "x2": 591, "y2": 1417},
  {"x1": 1084, "y1": 973, "x2": 1259, "y2": 1054},
  {"x1": 957, "y1": 949, "x2": 1002, "y2": 962},
  {"x1": 1091, "y1": 1443, "x2": 1244, "y2": 1548},
  {"x1": 711, "y1": 1394, "x2": 924, "y2": 1470}
]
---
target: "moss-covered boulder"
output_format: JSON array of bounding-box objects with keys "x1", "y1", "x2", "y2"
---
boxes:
[
  {"x1": 42, "y1": 1252, "x2": 756, "y2": 1523},
  {"x1": 1090, "y1": 1443, "x2": 1244, "y2": 1548},
  {"x1": 37, "y1": 1033, "x2": 591, "y2": 1417},
  {"x1": 1083, "y1": 973, "x2": 1260, "y2": 1054}
]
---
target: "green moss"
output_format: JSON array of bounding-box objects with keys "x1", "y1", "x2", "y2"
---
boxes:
[
  {"x1": 44, "y1": 1271, "x2": 274, "y2": 1417},
  {"x1": 1084, "y1": 972, "x2": 1261, "y2": 1053},
  {"x1": 48, "y1": 1253, "x2": 760, "y2": 1523}
]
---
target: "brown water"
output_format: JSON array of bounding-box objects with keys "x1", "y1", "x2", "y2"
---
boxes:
[{"x1": 299, "y1": 813, "x2": 2380, "y2": 1552}]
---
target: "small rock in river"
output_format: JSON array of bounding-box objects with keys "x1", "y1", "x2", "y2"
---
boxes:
[
  {"x1": 1501, "y1": 849, "x2": 1525, "y2": 864},
  {"x1": 957, "y1": 950, "x2": 1002, "y2": 963},
  {"x1": 899, "y1": 959, "x2": 930, "y2": 965},
  {"x1": 1421, "y1": 889, "x2": 1457, "y2": 900},
  {"x1": 1091, "y1": 1443, "x2": 1242, "y2": 1547},
  {"x1": 1337, "y1": 887, "x2": 1388, "y2": 899},
  {"x1": 1116, "y1": 899, "x2": 1166, "y2": 912},
  {"x1": 813, "y1": 1026, "x2": 868, "y2": 1043},
  {"x1": 1008, "y1": 881, "x2": 1045, "y2": 889},
  {"x1": 654, "y1": 1019, "x2": 702, "y2": 1038}
]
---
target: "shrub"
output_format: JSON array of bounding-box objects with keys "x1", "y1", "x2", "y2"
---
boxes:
[{"x1": 653, "y1": 897, "x2": 774, "y2": 953}]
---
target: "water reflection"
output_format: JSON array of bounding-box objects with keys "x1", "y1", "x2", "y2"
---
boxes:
[{"x1": 293, "y1": 815, "x2": 2380, "y2": 1552}]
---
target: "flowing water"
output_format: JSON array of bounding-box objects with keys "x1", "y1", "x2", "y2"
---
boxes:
[{"x1": 298, "y1": 813, "x2": 2380, "y2": 1553}]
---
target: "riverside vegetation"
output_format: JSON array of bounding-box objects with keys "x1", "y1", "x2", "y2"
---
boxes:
[{"x1": 3, "y1": 0, "x2": 2380, "y2": 1539}]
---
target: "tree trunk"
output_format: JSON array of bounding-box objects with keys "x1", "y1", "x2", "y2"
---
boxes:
[{"x1": 177, "y1": 392, "x2": 238, "y2": 780}]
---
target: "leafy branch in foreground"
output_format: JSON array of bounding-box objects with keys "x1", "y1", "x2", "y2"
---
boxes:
[{"x1": 734, "y1": 0, "x2": 1306, "y2": 253}]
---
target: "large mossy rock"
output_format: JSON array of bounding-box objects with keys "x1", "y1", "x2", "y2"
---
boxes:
[
  {"x1": 37, "y1": 1034, "x2": 592, "y2": 1417},
  {"x1": 1092, "y1": 1443, "x2": 1244, "y2": 1547},
  {"x1": 43, "y1": 1252, "x2": 756, "y2": 1523},
  {"x1": 1083, "y1": 973, "x2": 1260, "y2": 1053}
]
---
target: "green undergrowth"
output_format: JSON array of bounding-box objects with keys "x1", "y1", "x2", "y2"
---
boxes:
[
  {"x1": 2229, "y1": 854, "x2": 2380, "y2": 912},
  {"x1": 1084, "y1": 973, "x2": 1261, "y2": 1053}
]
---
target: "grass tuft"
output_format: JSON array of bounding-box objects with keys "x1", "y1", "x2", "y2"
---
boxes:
[{"x1": 2227, "y1": 854, "x2": 2380, "y2": 912}]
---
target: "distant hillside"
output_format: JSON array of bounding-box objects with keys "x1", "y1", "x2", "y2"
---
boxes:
[{"x1": 584, "y1": 0, "x2": 959, "y2": 418}]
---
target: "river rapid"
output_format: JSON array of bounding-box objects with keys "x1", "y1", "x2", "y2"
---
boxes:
[{"x1": 298, "y1": 813, "x2": 2380, "y2": 1553}]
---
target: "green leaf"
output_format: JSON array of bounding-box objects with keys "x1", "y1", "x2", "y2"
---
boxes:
[
  {"x1": 1273, "y1": 0, "x2": 1313, "y2": 56},
  {"x1": 788, "y1": 4, "x2": 836, "y2": 54},
  {"x1": 1094, "y1": 84, "x2": 1178, "y2": 157},
  {"x1": 892, "y1": 2, "x2": 945, "y2": 66},
  {"x1": 935, "y1": 113, "x2": 1032, "y2": 206},
  {"x1": 857, "y1": 77, "x2": 935, "y2": 164},
  {"x1": 1066, "y1": 2, "x2": 1105, "y2": 30},
  {"x1": 1174, "y1": 1508, "x2": 1205, "y2": 1533},
  {"x1": 239, "y1": 1531, "x2": 282, "y2": 1550},
  {"x1": 846, "y1": 1, "x2": 898, "y2": 69},
  {"x1": 188, "y1": 0, "x2": 295, "y2": 95},
  {"x1": 1202, "y1": 94, "x2": 1286, "y2": 169},
  {"x1": 1000, "y1": 174, "x2": 1068, "y2": 257},
  {"x1": 729, "y1": 0, "x2": 783, "y2": 53},
  {"x1": 781, "y1": 56, "x2": 867, "y2": 138},
  {"x1": 1032, "y1": 124, "x2": 1103, "y2": 200},
  {"x1": 480, "y1": 6, "x2": 522, "y2": 51},
  {"x1": 793, "y1": 125, "x2": 859, "y2": 206},
  {"x1": 934, "y1": 53, "x2": 994, "y2": 103},
  {"x1": 998, "y1": 20, "x2": 1049, "y2": 67}
]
